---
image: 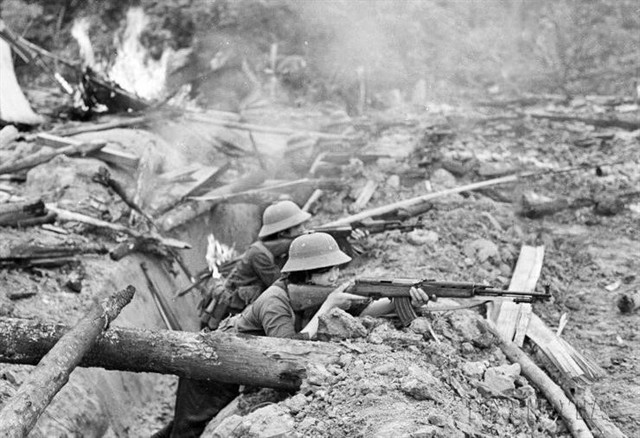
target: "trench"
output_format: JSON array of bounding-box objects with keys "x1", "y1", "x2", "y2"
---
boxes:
[{"x1": 33, "y1": 202, "x2": 262, "y2": 437}]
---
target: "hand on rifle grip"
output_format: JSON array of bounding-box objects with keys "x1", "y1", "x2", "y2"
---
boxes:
[
  {"x1": 350, "y1": 228, "x2": 369, "y2": 241},
  {"x1": 409, "y1": 286, "x2": 430, "y2": 307}
]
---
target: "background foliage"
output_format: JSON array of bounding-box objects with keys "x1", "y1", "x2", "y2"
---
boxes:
[{"x1": 2, "y1": 0, "x2": 638, "y2": 99}]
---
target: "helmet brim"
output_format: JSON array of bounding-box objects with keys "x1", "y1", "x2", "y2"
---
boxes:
[
  {"x1": 258, "y1": 210, "x2": 311, "y2": 238},
  {"x1": 281, "y1": 250, "x2": 352, "y2": 273}
]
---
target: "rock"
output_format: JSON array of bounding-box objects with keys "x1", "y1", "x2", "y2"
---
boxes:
[
  {"x1": 483, "y1": 363, "x2": 521, "y2": 395},
  {"x1": 464, "y1": 239, "x2": 501, "y2": 264},
  {"x1": 564, "y1": 295, "x2": 583, "y2": 310},
  {"x1": 406, "y1": 229, "x2": 439, "y2": 246},
  {"x1": 400, "y1": 366, "x2": 446, "y2": 403},
  {"x1": 461, "y1": 361, "x2": 487, "y2": 378},
  {"x1": 211, "y1": 414, "x2": 243, "y2": 438},
  {"x1": 317, "y1": 307, "x2": 367, "y2": 340},
  {"x1": 283, "y1": 393, "x2": 308, "y2": 414},
  {"x1": 244, "y1": 404, "x2": 295, "y2": 437},
  {"x1": 306, "y1": 363, "x2": 335, "y2": 386},
  {"x1": 430, "y1": 168, "x2": 457, "y2": 190},
  {"x1": 427, "y1": 413, "x2": 449, "y2": 427},
  {"x1": 373, "y1": 363, "x2": 396, "y2": 375},
  {"x1": 460, "y1": 342, "x2": 475, "y2": 355},
  {"x1": 387, "y1": 174, "x2": 401, "y2": 188},
  {"x1": 409, "y1": 318, "x2": 433, "y2": 340},
  {"x1": 410, "y1": 425, "x2": 441, "y2": 438}
]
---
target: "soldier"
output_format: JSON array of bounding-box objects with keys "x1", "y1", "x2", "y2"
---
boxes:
[
  {"x1": 199, "y1": 199, "x2": 311, "y2": 330},
  {"x1": 158, "y1": 233, "x2": 429, "y2": 437}
]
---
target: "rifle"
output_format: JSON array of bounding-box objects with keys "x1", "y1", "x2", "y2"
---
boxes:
[
  {"x1": 174, "y1": 219, "x2": 428, "y2": 298},
  {"x1": 315, "y1": 219, "x2": 425, "y2": 256},
  {"x1": 288, "y1": 278, "x2": 551, "y2": 326}
]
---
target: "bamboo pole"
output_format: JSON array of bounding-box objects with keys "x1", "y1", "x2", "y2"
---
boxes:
[
  {"x1": 0, "y1": 286, "x2": 136, "y2": 438},
  {"x1": 0, "y1": 141, "x2": 105, "y2": 175}
]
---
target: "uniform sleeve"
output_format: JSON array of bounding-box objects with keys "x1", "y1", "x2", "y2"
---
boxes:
[
  {"x1": 250, "y1": 250, "x2": 281, "y2": 289},
  {"x1": 254, "y1": 293, "x2": 298, "y2": 339}
]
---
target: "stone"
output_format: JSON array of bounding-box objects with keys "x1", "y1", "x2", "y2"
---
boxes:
[
  {"x1": 461, "y1": 361, "x2": 487, "y2": 378},
  {"x1": 284, "y1": 393, "x2": 308, "y2": 414},
  {"x1": 463, "y1": 239, "x2": 500, "y2": 264},
  {"x1": 406, "y1": 229, "x2": 439, "y2": 246},
  {"x1": 317, "y1": 308, "x2": 367, "y2": 340}
]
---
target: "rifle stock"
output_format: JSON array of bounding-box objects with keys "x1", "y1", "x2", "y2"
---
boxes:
[{"x1": 289, "y1": 278, "x2": 551, "y2": 326}]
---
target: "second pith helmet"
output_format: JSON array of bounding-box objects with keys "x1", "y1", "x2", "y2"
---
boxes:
[
  {"x1": 258, "y1": 200, "x2": 311, "y2": 238},
  {"x1": 281, "y1": 232, "x2": 352, "y2": 272}
]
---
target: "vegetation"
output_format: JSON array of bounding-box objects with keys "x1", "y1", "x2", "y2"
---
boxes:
[{"x1": 1, "y1": 0, "x2": 638, "y2": 98}]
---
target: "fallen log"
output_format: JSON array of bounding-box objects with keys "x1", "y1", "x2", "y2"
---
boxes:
[
  {"x1": 0, "y1": 140, "x2": 106, "y2": 175},
  {"x1": 617, "y1": 289, "x2": 640, "y2": 313},
  {"x1": 0, "y1": 286, "x2": 135, "y2": 438},
  {"x1": 527, "y1": 111, "x2": 640, "y2": 131},
  {"x1": 0, "y1": 318, "x2": 343, "y2": 391}
]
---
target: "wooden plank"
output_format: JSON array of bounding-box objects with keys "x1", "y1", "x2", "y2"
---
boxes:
[
  {"x1": 493, "y1": 246, "x2": 544, "y2": 344},
  {"x1": 37, "y1": 132, "x2": 139, "y2": 168}
]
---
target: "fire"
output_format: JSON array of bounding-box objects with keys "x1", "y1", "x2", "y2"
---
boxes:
[
  {"x1": 71, "y1": 18, "x2": 95, "y2": 68},
  {"x1": 109, "y1": 7, "x2": 171, "y2": 100},
  {"x1": 205, "y1": 234, "x2": 237, "y2": 279}
]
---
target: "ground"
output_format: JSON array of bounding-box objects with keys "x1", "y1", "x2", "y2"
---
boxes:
[{"x1": 1, "y1": 93, "x2": 639, "y2": 437}]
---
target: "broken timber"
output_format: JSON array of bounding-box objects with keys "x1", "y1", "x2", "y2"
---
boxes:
[
  {"x1": 493, "y1": 245, "x2": 545, "y2": 346},
  {"x1": 480, "y1": 319, "x2": 594, "y2": 438},
  {"x1": 0, "y1": 318, "x2": 342, "y2": 391},
  {"x1": 0, "y1": 199, "x2": 46, "y2": 226},
  {"x1": 527, "y1": 111, "x2": 640, "y2": 131},
  {"x1": 321, "y1": 174, "x2": 519, "y2": 227},
  {"x1": 46, "y1": 204, "x2": 190, "y2": 251},
  {"x1": 0, "y1": 286, "x2": 135, "y2": 438},
  {"x1": 37, "y1": 133, "x2": 139, "y2": 169},
  {"x1": 185, "y1": 113, "x2": 353, "y2": 140},
  {"x1": 0, "y1": 140, "x2": 106, "y2": 175},
  {"x1": 48, "y1": 115, "x2": 152, "y2": 137}
]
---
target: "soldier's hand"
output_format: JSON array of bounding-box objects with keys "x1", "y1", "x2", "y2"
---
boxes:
[
  {"x1": 409, "y1": 286, "x2": 430, "y2": 308},
  {"x1": 350, "y1": 228, "x2": 369, "y2": 241},
  {"x1": 326, "y1": 281, "x2": 366, "y2": 310}
]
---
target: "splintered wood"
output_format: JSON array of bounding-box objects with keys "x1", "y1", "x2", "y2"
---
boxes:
[
  {"x1": 494, "y1": 245, "x2": 545, "y2": 345},
  {"x1": 493, "y1": 245, "x2": 604, "y2": 383}
]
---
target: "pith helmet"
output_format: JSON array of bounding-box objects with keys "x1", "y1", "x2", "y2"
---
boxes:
[
  {"x1": 258, "y1": 200, "x2": 311, "y2": 238},
  {"x1": 281, "y1": 232, "x2": 352, "y2": 272}
]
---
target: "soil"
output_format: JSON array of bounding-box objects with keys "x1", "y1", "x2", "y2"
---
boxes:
[{"x1": 2, "y1": 91, "x2": 639, "y2": 438}]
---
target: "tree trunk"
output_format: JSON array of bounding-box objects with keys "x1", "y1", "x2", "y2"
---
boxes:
[
  {"x1": 0, "y1": 286, "x2": 136, "y2": 438},
  {"x1": 0, "y1": 318, "x2": 343, "y2": 391}
]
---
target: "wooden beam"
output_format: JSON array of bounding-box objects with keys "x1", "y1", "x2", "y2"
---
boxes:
[
  {"x1": 0, "y1": 140, "x2": 106, "y2": 175},
  {"x1": 37, "y1": 133, "x2": 139, "y2": 168},
  {"x1": 45, "y1": 204, "x2": 191, "y2": 250},
  {"x1": 493, "y1": 245, "x2": 545, "y2": 345},
  {"x1": 185, "y1": 113, "x2": 353, "y2": 140},
  {"x1": 321, "y1": 174, "x2": 519, "y2": 227},
  {"x1": 0, "y1": 318, "x2": 343, "y2": 391},
  {"x1": 0, "y1": 286, "x2": 135, "y2": 438}
]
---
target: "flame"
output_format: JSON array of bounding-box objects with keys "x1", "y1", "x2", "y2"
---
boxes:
[
  {"x1": 108, "y1": 7, "x2": 171, "y2": 100},
  {"x1": 71, "y1": 18, "x2": 95, "y2": 68},
  {"x1": 205, "y1": 234, "x2": 237, "y2": 279}
]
